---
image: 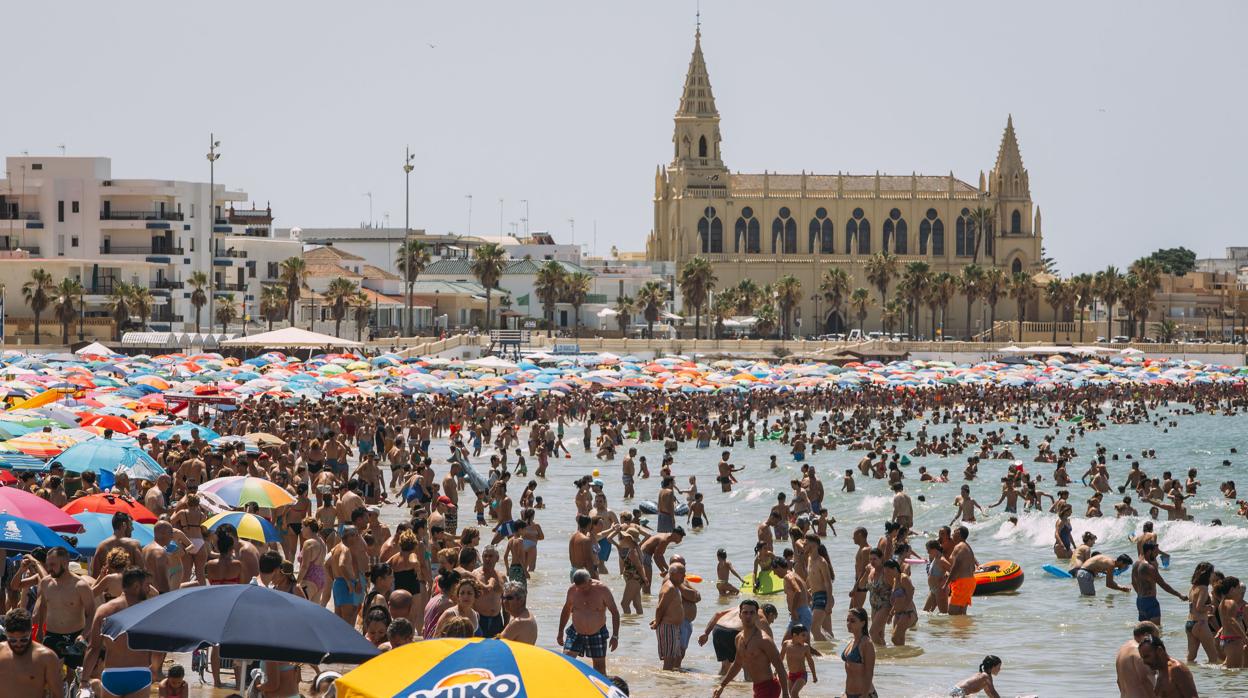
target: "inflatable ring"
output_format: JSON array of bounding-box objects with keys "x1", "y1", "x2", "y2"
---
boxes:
[{"x1": 973, "y1": 560, "x2": 1024, "y2": 595}]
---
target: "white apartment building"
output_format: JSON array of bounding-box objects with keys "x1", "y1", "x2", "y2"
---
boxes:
[
  {"x1": 0, "y1": 155, "x2": 297, "y2": 339},
  {"x1": 276, "y1": 227, "x2": 473, "y2": 276}
]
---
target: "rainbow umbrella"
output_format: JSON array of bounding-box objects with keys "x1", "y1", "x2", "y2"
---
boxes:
[
  {"x1": 204, "y1": 511, "x2": 282, "y2": 543},
  {"x1": 1, "y1": 431, "x2": 82, "y2": 458},
  {"x1": 334, "y1": 638, "x2": 625, "y2": 698},
  {"x1": 200, "y1": 476, "x2": 295, "y2": 508}
]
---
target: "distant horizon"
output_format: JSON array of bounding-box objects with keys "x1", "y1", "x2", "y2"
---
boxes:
[{"x1": 3, "y1": 1, "x2": 1244, "y2": 274}]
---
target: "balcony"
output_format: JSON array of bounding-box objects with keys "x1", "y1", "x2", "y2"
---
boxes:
[
  {"x1": 0, "y1": 212, "x2": 40, "y2": 221},
  {"x1": 86, "y1": 279, "x2": 118, "y2": 295},
  {"x1": 216, "y1": 282, "x2": 247, "y2": 292},
  {"x1": 0, "y1": 244, "x2": 41, "y2": 256},
  {"x1": 214, "y1": 248, "x2": 248, "y2": 258},
  {"x1": 152, "y1": 279, "x2": 185, "y2": 290},
  {"x1": 100, "y1": 245, "x2": 184, "y2": 255},
  {"x1": 99, "y1": 210, "x2": 184, "y2": 222}
]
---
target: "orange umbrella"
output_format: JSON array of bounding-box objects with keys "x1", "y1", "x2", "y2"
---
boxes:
[{"x1": 79, "y1": 414, "x2": 139, "y2": 434}]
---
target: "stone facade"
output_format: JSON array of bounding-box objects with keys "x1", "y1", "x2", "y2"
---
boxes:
[{"x1": 645, "y1": 30, "x2": 1045, "y2": 337}]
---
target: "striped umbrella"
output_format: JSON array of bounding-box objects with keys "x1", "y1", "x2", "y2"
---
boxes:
[
  {"x1": 204, "y1": 511, "x2": 282, "y2": 543},
  {"x1": 1, "y1": 431, "x2": 82, "y2": 458},
  {"x1": 200, "y1": 476, "x2": 295, "y2": 508},
  {"x1": 335, "y1": 638, "x2": 626, "y2": 698},
  {"x1": 79, "y1": 414, "x2": 140, "y2": 434}
]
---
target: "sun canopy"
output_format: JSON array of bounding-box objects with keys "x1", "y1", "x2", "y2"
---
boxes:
[
  {"x1": 220, "y1": 327, "x2": 363, "y2": 348},
  {"x1": 75, "y1": 341, "x2": 117, "y2": 356}
]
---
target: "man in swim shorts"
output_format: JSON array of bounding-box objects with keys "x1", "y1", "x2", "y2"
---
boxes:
[
  {"x1": 945, "y1": 526, "x2": 977, "y2": 615},
  {"x1": 84, "y1": 568, "x2": 155, "y2": 698},
  {"x1": 1130, "y1": 542, "x2": 1185, "y2": 626},
  {"x1": 557, "y1": 569, "x2": 620, "y2": 674}
]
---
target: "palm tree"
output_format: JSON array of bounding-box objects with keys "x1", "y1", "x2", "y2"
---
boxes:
[
  {"x1": 563, "y1": 271, "x2": 592, "y2": 338},
  {"x1": 351, "y1": 291, "x2": 371, "y2": 342},
  {"x1": 260, "y1": 284, "x2": 288, "y2": 332},
  {"x1": 968, "y1": 206, "x2": 993, "y2": 263},
  {"x1": 1071, "y1": 273, "x2": 1095, "y2": 342},
  {"x1": 636, "y1": 281, "x2": 667, "y2": 338},
  {"x1": 981, "y1": 267, "x2": 1007, "y2": 342},
  {"x1": 188, "y1": 271, "x2": 209, "y2": 334},
  {"x1": 898, "y1": 262, "x2": 931, "y2": 337},
  {"x1": 678, "y1": 256, "x2": 717, "y2": 340},
  {"x1": 470, "y1": 243, "x2": 507, "y2": 330},
  {"x1": 1157, "y1": 319, "x2": 1179, "y2": 343},
  {"x1": 324, "y1": 277, "x2": 357, "y2": 339},
  {"x1": 215, "y1": 293, "x2": 239, "y2": 334},
  {"x1": 959, "y1": 264, "x2": 984, "y2": 340},
  {"x1": 930, "y1": 272, "x2": 957, "y2": 340},
  {"x1": 864, "y1": 252, "x2": 898, "y2": 331},
  {"x1": 734, "y1": 279, "x2": 763, "y2": 316},
  {"x1": 534, "y1": 261, "x2": 566, "y2": 337},
  {"x1": 106, "y1": 281, "x2": 133, "y2": 341},
  {"x1": 711, "y1": 291, "x2": 735, "y2": 339},
  {"x1": 819, "y1": 268, "x2": 851, "y2": 335},
  {"x1": 278, "y1": 257, "x2": 309, "y2": 328},
  {"x1": 881, "y1": 300, "x2": 903, "y2": 334},
  {"x1": 753, "y1": 302, "x2": 778, "y2": 339},
  {"x1": 613, "y1": 295, "x2": 634, "y2": 335},
  {"x1": 1008, "y1": 272, "x2": 1038, "y2": 341},
  {"x1": 52, "y1": 277, "x2": 83, "y2": 345},
  {"x1": 396, "y1": 240, "x2": 431, "y2": 336},
  {"x1": 1097, "y1": 266, "x2": 1123, "y2": 341},
  {"x1": 1044, "y1": 278, "x2": 1069, "y2": 343},
  {"x1": 849, "y1": 287, "x2": 873, "y2": 334},
  {"x1": 1128, "y1": 259, "x2": 1162, "y2": 340},
  {"x1": 774, "y1": 275, "x2": 803, "y2": 339},
  {"x1": 130, "y1": 286, "x2": 154, "y2": 331},
  {"x1": 21, "y1": 268, "x2": 54, "y2": 345}
]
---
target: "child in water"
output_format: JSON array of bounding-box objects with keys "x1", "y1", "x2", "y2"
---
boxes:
[
  {"x1": 687, "y1": 493, "x2": 708, "y2": 530},
  {"x1": 950, "y1": 655, "x2": 1003, "y2": 696},
  {"x1": 781, "y1": 624, "x2": 819, "y2": 697},
  {"x1": 715, "y1": 548, "x2": 746, "y2": 596}
]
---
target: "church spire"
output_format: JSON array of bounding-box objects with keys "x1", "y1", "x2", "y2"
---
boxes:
[
  {"x1": 989, "y1": 114, "x2": 1029, "y2": 200},
  {"x1": 676, "y1": 29, "x2": 717, "y2": 118}
]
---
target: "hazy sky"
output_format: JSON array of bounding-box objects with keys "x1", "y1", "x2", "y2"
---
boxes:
[{"x1": 5, "y1": 1, "x2": 1244, "y2": 273}]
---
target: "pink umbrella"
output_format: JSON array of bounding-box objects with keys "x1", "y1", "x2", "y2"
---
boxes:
[{"x1": 0, "y1": 487, "x2": 84, "y2": 532}]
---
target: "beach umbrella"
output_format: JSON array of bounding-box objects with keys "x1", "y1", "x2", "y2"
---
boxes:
[
  {"x1": 210, "y1": 436, "x2": 260, "y2": 454},
  {"x1": 242, "y1": 431, "x2": 286, "y2": 446},
  {"x1": 101, "y1": 584, "x2": 380, "y2": 663},
  {"x1": 335, "y1": 638, "x2": 624, "y2": 698},
  {"x1": 204, "y1": 511, "x2": 282, "y2": 543},
  {"x1": 71, "y1": 512, "x2": 155, "y2": 556},
  {"x1": 62, "y1": 493, "x2": 159, "y2": 524},
  {"x1": 79, "y1": 414, "x2": 140, "y2": 434},
  {"x1": 52, "y1": 439, "x2": 165, "y2": 481},
  {"x1": 0, "y1": 487, "x2": 82, "y2": 532},
  {"x1": 0, "y1": 513, "x2": 79, "y2": 555},
  {"x1": 0, "y1": 451, "x2": 48, "y2": 472},
  {"x1": 156, "y1": 423, "x2": 221, "y2": 442},
  {"x1": 1, "y1": 432, "x2": 80, "y2": 458},
  {"x1": 200, "y1": 476, "x2": 295, "y2": 508}
]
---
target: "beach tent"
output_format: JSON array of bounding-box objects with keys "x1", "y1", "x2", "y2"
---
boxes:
[
  {"x1": 75, "y1": 341, "x2": 117, "y2": 356},
  {"x1": 221, "y1": 327, "x2": 363, "y2": 348}
]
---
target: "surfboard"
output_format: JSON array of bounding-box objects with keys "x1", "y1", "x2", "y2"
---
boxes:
[
  {"x1": 1042, "y1": 564, "x2": 1072, "y2": 579},
  {"x1": 452, "y1": 455, "x2": 489, "y2": 495},
  {"x1": 637, "y1": 500, "x2": 690, "y2": 517},
  {"x1": 742, "y1": 571, "x2": 785, "y2": 595}
]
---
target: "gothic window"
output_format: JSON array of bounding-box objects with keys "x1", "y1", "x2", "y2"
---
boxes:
[
  {"x1": 845, "y1": 219, "x2": 857, "y2": 254},
  {"x1": 882, "y1": 220, "x2": 893, "y2": 254},
  {"x1": 699, "y1": 217, "x2": 709, "y2": 253},
  {"x1": 736, "y1": 207, "x2": 760, "y2": 253},
  {"x1": 698, "y1": 136, "x2": 708, "y2": 158},
  {"x1": 956, "y1": 208, "x2": 971, "y2": 257},
  {"x1": 919, "y1": 220, "x2": 930, "y2": 256},
  {"x1": 809, "y1": 207, "x2": 833, "y2": 254},
  {"x1": 699, "y1": 206, "x2": 722, "y2": 253},
  {"x1": 852, "y1": 208, "x2": 871, "y2": 255},
  {"x1": 932, "y1": 219, "x2": 945, "y2": 256},
  {"x1": 1011, "y1": 209, "x2": 1022, "y2": 234},
  {"x1": 773, "y1": 207, "x2": 796, "y2": 254},
  {"x1": 895, "y1": 220, "x2": 908, "y2": 255},
  {"x1": 1012, "y1": 258, "x2": 1023, "y2": 274}
]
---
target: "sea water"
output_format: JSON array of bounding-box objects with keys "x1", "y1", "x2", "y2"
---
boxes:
[{"x1": 384, "y1": 408, "x2": 1248, "y2": 698}]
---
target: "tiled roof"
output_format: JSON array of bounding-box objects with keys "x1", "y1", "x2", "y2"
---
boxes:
[
  {"x1": 361, "y1": 265, "x2": 400, "y2": 281},
  {"x1": 304, "y1": 245, "x2": 365, "y2": 262},
  {"x1": 359, "y1": 287, "x2": 404, "y2": 305},
  {"x1": 306, "y1": 263, "x2": 361, "y2": 279}
]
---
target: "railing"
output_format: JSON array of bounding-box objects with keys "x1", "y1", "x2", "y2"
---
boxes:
[
  {"x1": 214, "y1": 249, "x2": 248, "y2": 258},
  {"x1": 100, "y1": 246, "x2": 183, "y2": 255},
  {"x1": 149, "y1": 314, "x2": 184, "y2": 323},
  {"x1": 86, "y1": 280, "x2": 118, "y2": 294},
  {"x1": 216, "y1": 282, "x2": 247, "y2": 292},
  {"x1": 0, "y1": 244, "x2": 39, "y2": 255},
  {"x1": 100, "y1": 210, "x2": 184, "y2": 221},
  {"x1": 152, "y1": 279, "x2": 185, "y2": 289},
  {"x1": 0, "y1": 212, "x2": 40, "y2": 221}
]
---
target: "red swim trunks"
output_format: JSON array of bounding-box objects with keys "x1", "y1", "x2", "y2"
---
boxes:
[{"x1": 753, "y1": 677, "x2": 781, "y2": 698}]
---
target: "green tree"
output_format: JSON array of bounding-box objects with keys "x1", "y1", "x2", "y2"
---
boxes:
[
  {"x1": 774, "y1": 274, "x2": 803, "y2": 339},
  {"x1": 1071, "y1": 273, "x2": 1096, "y2": 342},
  {"x1": 52, "y1": 277, "x2": 83, "y2": 345},
  {"x1": 968, "y1": 206, "x2": 993, "y2": 263},
  {"x1": 188, "y1": 271, "x2": 209, "y2": 334},
  {"x1": 106, "y1": 281, "x2": 133, "y2": 341},
  {"x1": 881, "y1": 300, "x2": 903, "y2": 334},
  {"x1": 1009, "y1": 272, "x2": 1038, "y2": 341},
  {"x1": 130, "y1": 286, "x2": 154, "y2": 331},
  {"x1": 636, "y1": 281, "x2": 667, "y2": 338},
  {"x1": 260, "y1": 284, "x2": 288, "y2": 332},
  {"x1": 1096, "y1": 266, "x2": 1124, "y2": 340},
  {"x1": 534, "y1": 261, "x2": 566, "y2": 337},
  {"x1": 898, "y1": 261, "x2": 931, "y2": 336},
  {"x1": 819, "y1": 267, "x2": 851, "y2": 334},
  {"x1": 21, "y1": 268, "x2": 54, "y2": 345},
  {"x1": 930, "y1": 272, "x2": 957, "y2": 340},
  {"x1": 563, "y1": 271, "x2": 592, "y2": 338},
  {"x1": 678, "y1": 256, "x2": 717, "y2": 340},
  {"x1": 1044, "y1": 278, "x2": 1070, "y2": 343},
  {"x1": 470, "y1": 243, "x2": 507, "y2": 330},
  {"x1": 215, "y1": 293, "x2": 238, "y2": 334},
  {"x1": 613, "y1": 295, "x2": 634, "y2": 335},
  {"x1": 1146, "y1": 247, "x2": 1197, "y2": 277},
  {"x1": 734, "y1": 279, "x2": 763, "y2": 315},
  {"x1": 324, "y1": 277, "x2": 358, "y2": 339},
  {"x1": 960, "y1": 264, "x2": 984, "y2": 340},
  {"x1": 278, "y1": 257, "x2": 309, "y2": 328},
  {"x1": 351, "y1": 291, "x2": 371, "y2": 342},
  {"x1": 711, "y1": 291, "x2": 735, "y2": 339},
  {"x1": 981, "y1": 267, "x2": 1007, "y2": 342},
  {"x1": 849, "y1": 287, "x2": 873, "y2": 334},
  {"x1": 753, "y1": 302, "x2": 778, "y2": 339},
  {"x1": 396, "y1": 240, "x2": 431, "y2": 336},
  {"x1": 864, "y1": 252, "x2": 898, "y2": 330}
]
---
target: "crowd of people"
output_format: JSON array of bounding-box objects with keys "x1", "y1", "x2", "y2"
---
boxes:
[{"x1": 0, "y1": 376, "x2": 1245, "y2": 697}]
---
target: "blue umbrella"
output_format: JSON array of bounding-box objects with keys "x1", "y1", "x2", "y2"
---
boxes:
[
  {"x1": 52, "y1": 439, "x2": 165, "y2": 480},
  {"x1": 0, "y1": 451, "x2": 48, "y2": 471},
  {"x1": 0, "y1": 513, "x2": 78, "y2": 554},
  {"x1": 101, "y1": 584, "x2": 380, "y2": 663},
  {"x1": 71, "y1": 513, "x2": 155, "y2": 556},
  {"x1": 157, "y1": 424, "x2": 221, "y2": 442}
]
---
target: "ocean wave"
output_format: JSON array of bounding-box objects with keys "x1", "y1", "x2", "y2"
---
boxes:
[
  {"x1": 982, "y1": 512, "x2": 1248, "y2": 553},
  {"x1": 858, "y1": 494, "x2": 893, "y2": 514}
]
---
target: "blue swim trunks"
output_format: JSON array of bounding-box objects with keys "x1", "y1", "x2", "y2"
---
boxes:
[
  {"x1": 597, "y1": 538, "x2": 612, "y2": 562},
  {"x1": 1136, "y1": 595, "x2": 1161, "y2": 621},
  {"x1": 332, "y1": 576, "x2": 364, "y2": 607},
  {"x1": 789, "y1": 604, "x2": 814, "y2": 631},
  {"x1": 100, "y1": 667, "x2": 152, "y2": 697}
]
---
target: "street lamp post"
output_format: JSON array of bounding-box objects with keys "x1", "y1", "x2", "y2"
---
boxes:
[
  {"x1": 811, "y1": 293, "x2": 821, "y2": 338},
  {"x1": 404, "y1": 147, "x2": 415, "y2": 336},
  {"x1": 206, "y1": 135, "x2": 220, "y2": 326},
  {"x1": 465, "y1": 194, "x2": 473, "y2": 235},
  {"x1": 520, "y1": 199, "x2": 529, "y2": 237}
]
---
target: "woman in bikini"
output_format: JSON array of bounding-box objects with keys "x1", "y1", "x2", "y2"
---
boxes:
[
  {"x1": 520, "y1": 508, "x2": 544, "y2": 573},
  {"x1": 90, "y1": 548, "x2": 131, "y2": 603},
  {"x1": 859, "y1": 548, "x2": 890, "y2": 646},
  {"x1": 204, "y1": 529, "x2": 245, "y2": 688},
  {"x1": 170, "y1": 494, "x2": 209, "y2": 585},
  {"x1": 1216, "y1": 576, "x2": 1247, "y2": 668},
  {"x1": 297, "y1": 518, "x2": 330, "y2": 607},
  {"x1": 885, "y1": 559, "x2": 918, "y2": 646},
  {"x1": 280, "y1": 482, "x2": 312, "y2": 560},
  {"x1": 841, "y1": 608, "x2": 877, "y2": 698},
  {"x1": 1185, "y1": 562, "x2": 1220, "y2": 664}
]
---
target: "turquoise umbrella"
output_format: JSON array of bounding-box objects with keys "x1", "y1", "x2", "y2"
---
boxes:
[{"x1": 52, "y1": 439, "x2": 165, "y2": 480}]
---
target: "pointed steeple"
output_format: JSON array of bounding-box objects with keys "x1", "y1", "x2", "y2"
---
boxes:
[
  {"x1": 989, "y1": 114, "x2": 1029, "y2": 200},
  {"x1": 676, "y1": 29, "x2": 718, "y2": 118}
]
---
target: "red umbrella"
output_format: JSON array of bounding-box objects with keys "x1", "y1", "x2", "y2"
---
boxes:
[
  {"x1": 0, "y1": 487, "x2": 84, "y2": 532},
  {"x1": 62, "y1": 493, "x2": 158, "y2": 524},
  {"x1": 79, "y1": 414, "x2": 140, "y2": 434}
]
